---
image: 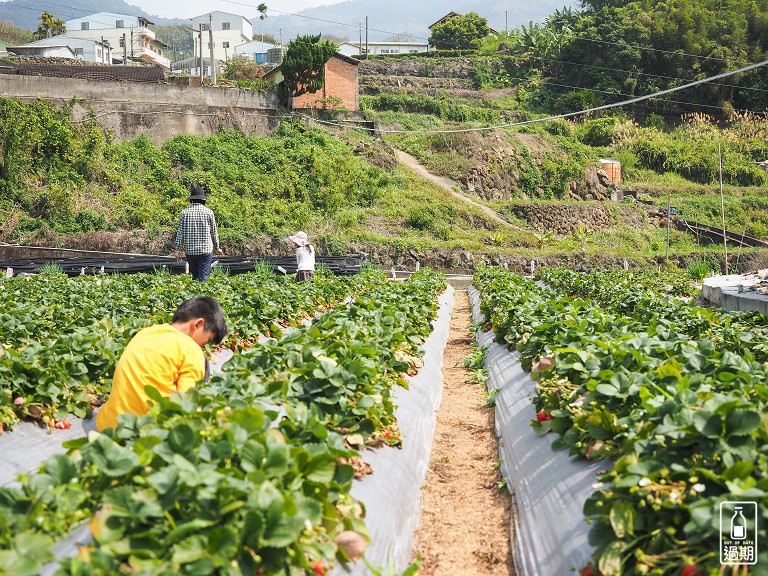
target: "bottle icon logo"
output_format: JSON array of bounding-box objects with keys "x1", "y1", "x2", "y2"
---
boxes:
[
  {"x1": 730, "y1": 507, "x2": 747, "y2": 540},
  {"x1": 720, "y1": 501, "x2": 758, "y2": 566}
]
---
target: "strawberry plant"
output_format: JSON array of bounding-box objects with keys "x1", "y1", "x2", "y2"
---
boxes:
[
  {"x1": 0, "y1": 268, "x2": 379, "y2": 431},
  {"x1": 0, "y1": 269, "x2": 447, "y2": 575},
  {"x1": 474, "y1": 266, "x2": 768, "y2": 575}
]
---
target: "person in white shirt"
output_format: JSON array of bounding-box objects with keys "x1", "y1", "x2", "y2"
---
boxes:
[{"x1": 289, "y1": 231, "x2": 315, "y2": 282}]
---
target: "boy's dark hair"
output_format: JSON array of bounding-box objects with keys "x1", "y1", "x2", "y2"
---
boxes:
[{"x1": 172, "y1": 296, "x2": 228, "y2": 344}]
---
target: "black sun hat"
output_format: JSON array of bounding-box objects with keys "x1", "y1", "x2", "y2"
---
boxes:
[{"x1": 189, "y1": 187, "x2": 207, "y2": 202}]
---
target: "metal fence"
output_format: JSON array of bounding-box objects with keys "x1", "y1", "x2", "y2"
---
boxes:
[{"x1": 0, "y1": 62, "x2": 165, "y2": 83}]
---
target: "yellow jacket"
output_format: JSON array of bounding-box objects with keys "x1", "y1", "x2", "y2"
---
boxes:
[{"x1": 96, "y1": 324, "x2": 205, "y2": 431}]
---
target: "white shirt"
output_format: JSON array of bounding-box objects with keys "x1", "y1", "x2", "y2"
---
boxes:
[{"x1": 296, "y1": 245, "x2": 315, "y2": 271}]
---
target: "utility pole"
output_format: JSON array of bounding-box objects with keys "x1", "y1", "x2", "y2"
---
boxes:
[
  {"x1": 209, "y1": 14, "x2": 216, "y2": 84},
  {"x1": 365, "y1": 16, "x2": 368, "y2": 58},
  {"x1": 198, "y1": 24, "x2": 203, "y2": 83},
  {"x1": 358, "y1": 23, "x2": 362, "y2": 55},
  {"x1": 130, "y1": 29, "x2": 134, "y2": 64},
  {"x1": 665, "y1": 194, "x2": 671, "y2": 263},
  {"x1": 122, "y1": 33, "x2": 127, "y2": 65},
  {"x1": 505, "y1": 10, "x2": 508, "y2": 37},
  {"x1": 719, "y1": 142, "x2": 728, "y2": 274}
]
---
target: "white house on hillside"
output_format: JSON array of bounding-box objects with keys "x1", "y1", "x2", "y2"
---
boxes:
[
  {"x1": 190, "y1": 11, "x2": 251, "y2": 66},
  {"x1": 63, "y1": 12, "x2": 170, "y2": 68},
  {"x1": 338, "y1": 40, "x2": 430, "y2": 57},
  {"x1": 9, "y1": 36, "x2": 112, "y2": 63}
]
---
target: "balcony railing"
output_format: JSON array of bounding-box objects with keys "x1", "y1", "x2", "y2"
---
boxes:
[
  {"x1": 137, "y1": 27, "x2": 156, "y2": 40},
  {"x1": 140, "y1": 46, "x2": 170, "y2": 68}
]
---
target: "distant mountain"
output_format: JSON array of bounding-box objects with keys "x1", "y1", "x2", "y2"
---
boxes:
[
  {"x1": 256, "y1": 0, "x2": 580, "y2": 44},
  {"x1": 0, "y1": 0, "x2": 183, "y2": 31}
]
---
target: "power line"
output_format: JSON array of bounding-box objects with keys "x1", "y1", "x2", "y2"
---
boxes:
[
  {"x1": 536, "y1": 55, "x2": 768, "y2": 94},
  {"x1": 310, "y1": 57, "x2": 768, "y2": 135},
  {"x1": 539, "y1": 80, "x2": 748, "y2": 114},
  {"x1": 7, "y1": 0, "x2": 160, "y2": 30},
  {"x1": 221, "y1": 0, "x2": 433, "y2": 43},
  {"x1": 568, "y1": 36, "x2": 728, "y2": 63},
  {"x1": 13, "y1": 0, "x2": 758, "y2": 75}
]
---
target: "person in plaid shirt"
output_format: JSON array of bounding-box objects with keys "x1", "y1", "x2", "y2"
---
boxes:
[{"x1": 174, "y1": 187, "x2": 223, "y2": 281}]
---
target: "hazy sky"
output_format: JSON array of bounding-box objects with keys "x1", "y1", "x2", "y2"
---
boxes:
[{"x1": 126, "y1": 0, "x2": 347, "y2": 19}]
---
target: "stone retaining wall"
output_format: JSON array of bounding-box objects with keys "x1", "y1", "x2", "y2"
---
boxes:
[{"x1": 502, "y1": 202, "x2": 670, "y2": 235}]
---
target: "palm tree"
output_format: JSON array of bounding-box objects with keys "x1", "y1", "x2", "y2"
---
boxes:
[
  {"x1": 34, "y1": 11, "x2": 65, "y2": 40},
  {"x1": 257, "y1": 3, "x2": 268, "y2": 59}
]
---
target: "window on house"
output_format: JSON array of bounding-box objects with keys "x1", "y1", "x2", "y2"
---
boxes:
[
  {"x1": 81, "y1": 22, "x2": 89, "y2": 30},
  {"x1": 381, "y1": 49, "x2": 390, "y2": 53},
  {"x1": 97, "y1": 49, "x2": 102, "y2": 58},
  {"x1": 119, "y1": 37, "x2": 124, "y2": 47},
  {"x1": 222, "y1": 41, "x2": 230, "y2": 48},
  {"x1": 201, "y1": 23, "x2": 209, "y2": 31},
  {"x1": 409, "y1": 49, "x2": 418, "y2": 52},
  {"x1": 391, "y1": 49, "x2": 400, "y2": 53},
  {"x1": 73, "y1": 48, "x2": 84, "y2": 56},
  {"x1": 222, "y1": 22, "x2": 230, "y2": 30},
  {"x1": 115, "y1": 20, "x2": 124, "y2": 28}
]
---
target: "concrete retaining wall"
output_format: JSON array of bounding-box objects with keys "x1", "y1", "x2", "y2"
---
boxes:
[
  {"x1": 701, "y1": 272, "x2": 768, "y2": 314},
  {"x1": 0, "y1": 74, "x2": 280, "y2": 144}
]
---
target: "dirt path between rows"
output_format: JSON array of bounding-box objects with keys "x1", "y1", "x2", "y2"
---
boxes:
[
  {"x1": 412, "y1": 291, "x2": 515, "y2": 576},
  {"x1": 394, "y1": 149, "x2": 525, "y2": 233}
]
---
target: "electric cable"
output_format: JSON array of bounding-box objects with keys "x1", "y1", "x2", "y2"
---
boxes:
[{"x1": 301, "y1": 56, "x2": 768, "y2": 135}]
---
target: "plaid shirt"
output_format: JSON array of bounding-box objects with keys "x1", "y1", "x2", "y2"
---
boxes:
[{"x1": 175, "y1": 203, "x2": 220, "y2": 255}]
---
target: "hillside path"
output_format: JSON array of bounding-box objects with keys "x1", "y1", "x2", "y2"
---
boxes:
[
  {"x1": 413, "y1": 290, "x2": 514, "y2": 576},
  {"x1": 394, "y1": 149, "x2": 516, "y2": 230}
]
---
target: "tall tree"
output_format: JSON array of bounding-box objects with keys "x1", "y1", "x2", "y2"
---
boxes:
[
  {"x1": 428, "y1": 12, "x2": 490, "y2": 50},
  {"x1": 33, "y1": 11, "x2": 65, "y2": 40},
  {"x1": 280, "y1": 34, "x2": 338, "y2": 98}
]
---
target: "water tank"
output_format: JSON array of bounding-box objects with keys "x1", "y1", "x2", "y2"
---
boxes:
[{"x1": 598, "y1": 158, "x2": 621, "y2": 185}]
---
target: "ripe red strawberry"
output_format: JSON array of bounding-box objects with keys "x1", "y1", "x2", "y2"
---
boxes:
[
  {"x1": 681, "y1": 565, "x2": 702, "y2": 576},
  {"x1": 580, "y1": 567, "x2": 594, "y2": 576},
  {"x1": 485, "y1": 324, "x2": 493, "y2": 332},
  {"x1": 0, "y1": 422, "x2": 4, "y2": 435},
  {"x1": 312, "y1": 558, "x2": 326, "y2": 576},
  {"x1": 407, "y1": 369, "x2": 416, "y2": 377},
  {"x1": 536, "y1": 411, "x2": 553, "y2": 422},
  {"x1": 230, "y1": 343, "x2": 236, "y2": 352},
  {"x1": 384, "y1": 429, "x2": 391, "y2": 439}
]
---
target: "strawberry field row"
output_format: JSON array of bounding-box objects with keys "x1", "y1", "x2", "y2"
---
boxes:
[
  {"x1": 0, "y1": 269, "x2": 376, "y2": 432},
  {"x1": 474, "y1": 266, "x2": 768, "y2": 576},
  {"x1": 537, "y1": 267, "x2": 768, "y2": 362},
  {"x1": 0, "y1": 270, "x2": 446, "y2": 576}
]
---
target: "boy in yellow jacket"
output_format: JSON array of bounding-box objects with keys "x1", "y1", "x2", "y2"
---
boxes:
[{"x1": 96, "y1": 296, "x2": 228, "y2": 431}]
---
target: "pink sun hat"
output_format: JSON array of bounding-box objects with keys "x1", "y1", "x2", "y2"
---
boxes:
[{"x1": 288, "y1": 231, "x2": 310, "y2": 246}]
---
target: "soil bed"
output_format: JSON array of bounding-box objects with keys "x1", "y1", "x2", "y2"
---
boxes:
[{"x1": 412, "y1": 291, "x2": 514, "y2": 575}]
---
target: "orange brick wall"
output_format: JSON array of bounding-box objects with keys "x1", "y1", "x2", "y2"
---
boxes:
[{"x1": 292, "y1": 56, "x2": 358, "y2": 111}]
